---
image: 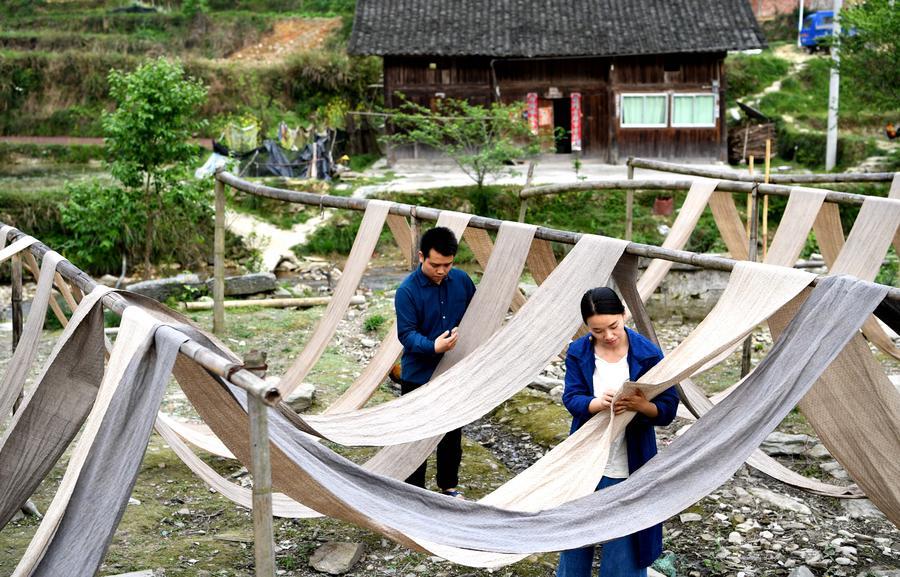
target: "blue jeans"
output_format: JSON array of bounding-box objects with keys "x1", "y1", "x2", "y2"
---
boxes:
[{"x1": 556, "y1": 477, "x2": 647, "y2": 577}]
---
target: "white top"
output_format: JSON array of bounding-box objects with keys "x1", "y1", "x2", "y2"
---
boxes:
[{"x1": 593, "y1": 353, "x2": 631, "y2": 479}]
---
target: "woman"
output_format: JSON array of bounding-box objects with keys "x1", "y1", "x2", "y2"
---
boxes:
[{"x1": 557, "y1": 287, "x2": 679, "y2": 577}]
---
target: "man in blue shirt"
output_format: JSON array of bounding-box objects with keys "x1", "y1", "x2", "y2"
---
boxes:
[{"x1": 394, "y1": 226, "x2": 476, "y2": 497}]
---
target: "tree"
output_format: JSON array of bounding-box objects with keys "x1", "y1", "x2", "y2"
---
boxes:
[
  {"x1": 102, "y1": 57, "x2": 208, "y2": 278},
  {"x1": 383, "y1": 98, "x2": 541, "y2": 190},
  {"x1": 836, "y1": 0, "x2": 899, "y2": 112}
]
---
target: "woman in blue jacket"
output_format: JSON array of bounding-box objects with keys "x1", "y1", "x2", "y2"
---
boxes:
[{"x1": 557, "y1": 287, "x2": 679, "y2": 577}]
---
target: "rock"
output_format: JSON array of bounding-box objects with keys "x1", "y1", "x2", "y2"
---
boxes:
[
  {"x1": 528, "y1": 375, "x2": 564, "y2": 393},
  {"x1": 98, "y1": 274, "x2": 120, "y2": 287},
  {"x1": 857, "y1": 568, "x2": 900, "y2": 577},
  {"x1": 788, "y1": 567, "x2": 815, "y2": 577},
  {"x1": 749, "y1": 488, "x2": 812, "y2": 515},
  {"x1": 273, "y1": 287, "x2": 293, "y2": 297},
  {"x1": 820, "y1": 460, "x2": 850, "y2": 480},
  {"x1": 728, "y1": 531, "x2": 743, "y2": 544},
  {"x1": 127, "y1": 274, "x2": 204, "y2": 302},
  {"x1": 549, "y1": 385, "x2": 564, "y2": 402},
  {"x1": 804, "y1": 443, "x2": 832, "y2": 459},
  {"x1": 835, "y1": 557, "x2": 853, "y2": 566},
  {"x1": 128, "y1": 498, "x2": 141, "y2": 506},
  {"x1": 360, "y1": 338, "x2": 378, "y2": 349},
  {"x1": 107, "y1": 571, "x2": 162, "y2": 577},
  {"x1": 175, "y1": 507, "x2": 190, "y2": 516},
  {"x1": 285, "y1": 383, "x2": 316, "y2": 413},
  {"x1": 309, "y1": 542, "x2": 365, "y2": 575},
  {"x1": 842, "y1": 499, "x2": 886, "y2": 520},
  {"x1": 761, "y1": 432, "x2": 815, "y2": 456},
  {"x1": 679, "y1": 513, "x2": 702, "y2": 523},
  {"x1": 205, "y1": 272, "x2": 277, "y2": 297}
]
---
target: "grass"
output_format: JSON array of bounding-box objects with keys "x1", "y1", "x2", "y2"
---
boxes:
[{"x1": 724, "y1": 51, "x2": 791, "y2": 104}]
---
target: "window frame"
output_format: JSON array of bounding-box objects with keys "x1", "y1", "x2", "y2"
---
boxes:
[
  {"x1": 670, "y1": 92, "x2": 718, "y2": 128},
  {"x1": 619, "y1": 92, "x2": 669, "y2": 129}
]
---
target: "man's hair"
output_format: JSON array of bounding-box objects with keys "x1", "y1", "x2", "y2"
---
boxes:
[{"x1": 420, "y1": 226, "x2": 459, "y2": 258}]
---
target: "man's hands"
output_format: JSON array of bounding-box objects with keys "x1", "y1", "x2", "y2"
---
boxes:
[
  {"x1": 613, "y1": 387, "x2": 658, "y2": 417},
  {"x1": 434, "y1": 327, "x2": 459, "y2": 353}
]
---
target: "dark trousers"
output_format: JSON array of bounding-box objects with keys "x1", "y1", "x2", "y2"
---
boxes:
[{"x1": 400, "y1": 379, "x2": 462, "y2": 490}]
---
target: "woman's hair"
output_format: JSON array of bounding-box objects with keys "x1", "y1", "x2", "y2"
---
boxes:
[{"x1": 580, "y1": 287, "x2": 625, "y2": 322}]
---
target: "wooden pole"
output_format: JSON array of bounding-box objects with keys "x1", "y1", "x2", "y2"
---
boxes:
[
  {"x1": 11, "y1": 254, "x2": 23, "y2": 413},
  {"x1": 248, "y1": 392, "x2": 276, "y2": 577},
  {"x1": 762, "y1": 140, "x2": 771, "y2": 261},
  {"x1": 626, "y1": 157, "x2": 895, "y2": 184},
  {"x1": 625, "y1": 162, "x2": 635, "y2": 241},
  {"x1": 183, "y1": 295, "x2": 364, "y2": 311},
  {"x1": 214, "y1": 177, "x2": 226, "y2": 335},
  {"x1": 741, "y1": 185, "x2": 762, "y2": 378},
  {"x1": 518, "y1": 161, "x2": 536, "y2": 223},
  {"x1": 411, "y1": 210, "x2": 421, "y2": 270},
  {"x1": 746, "y1": 156, "x2": 754, "y2": 236}
]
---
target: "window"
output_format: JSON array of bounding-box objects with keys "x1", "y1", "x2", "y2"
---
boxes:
[
  {"x1": 620, "y1": 94, "x2": 668, "y2": 128},
  {"x1": 671, "y1": 94, "x2": 716, "y2": 127}
]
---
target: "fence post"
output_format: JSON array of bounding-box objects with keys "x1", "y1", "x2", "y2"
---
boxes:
[
  {"x1": 625, "y1": 163, "x2": 635, "y2": 241},
  {"x1": 11, "y1": 254, "x2": 23, "y2": 412},
  {"x1": 249, "y1": 392, "x2": 276, "y2": 577},
  {"x1": 214, "y1": 177, "x2": 226, "y2": 334},
  {"x1": 741, "y1": 185, "x2": 761, "y2": 378}
]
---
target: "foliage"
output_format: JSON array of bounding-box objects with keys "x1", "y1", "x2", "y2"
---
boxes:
[
  {"x1": 837, "y1": 0, "x2": 900, "y2": 112},
  {"x1": 383, "y1": 98, "x2": 541, "y2": 189},
  {"x1": 99, "y1": 57, "x2": 210, "y2": 276},
  {"x1": 724, "y1": 52, "x2": 790, "y2": 103},
  {"x1": 182, "y1": 0, "x2": 210, "y2": 18},
  {"x1": 774, "y1": 119, "x2": 878, "y2": 169},
  {"x1": 363, "y1": 313, "x2": 387, "y2": 333},
  {"x1": 58, "y1": 176, "x2": 215, "y2": 275}
]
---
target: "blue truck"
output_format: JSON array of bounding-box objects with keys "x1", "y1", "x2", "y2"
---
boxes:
[{"x1": 800, "y1": 11, "x2": 835, "y2": 52}]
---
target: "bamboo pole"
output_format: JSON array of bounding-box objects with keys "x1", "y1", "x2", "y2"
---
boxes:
[
  {"x1": 517, "y1": 161, "x2": 536, "y2": 223},
  {"x1": 763, "y1": 140, "x2": 771, "y2": 261},
  {"x1": 627, "y1": 157, "x2": 896, "y2": 184},
  {"x1": 214, "y1": 177, "x2": 226, "y2": 335},
  {"x1": 520, "y1": 178, "x2": 871, "y2": 206},
  {"x1": 211, "y1": 173, "x2": 900, "y2": 303},
  {"x1": 625, "y1": 162, "x2": 635, "y2": 241},
  {"x1": 183, "y1": 296, "x2": 364, "y2": 311}
]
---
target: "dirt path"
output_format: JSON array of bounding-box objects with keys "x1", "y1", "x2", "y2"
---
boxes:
[
  {"x1": 225, "y1": 208, "x2": 331, "y2": 271},
  {"x1": 227, "y1": 17, "x2": 342, "y2": 63}
]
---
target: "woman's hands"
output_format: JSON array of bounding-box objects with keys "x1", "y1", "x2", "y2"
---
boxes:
[
  {"x1": 588, "y1": 388, "x2": 617, "y2": 414},
  {"x1": 614, "y1": 387, "x2": 658, "y2": 417}
]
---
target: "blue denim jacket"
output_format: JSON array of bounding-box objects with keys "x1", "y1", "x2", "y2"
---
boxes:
[
  {"x1": 562, "y1": 327, "x2": 679, "y2": 568},
  {"x1": 394, "y1": 266, "x2": 476, "y2": 384}
]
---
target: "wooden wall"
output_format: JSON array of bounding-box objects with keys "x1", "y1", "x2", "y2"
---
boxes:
[{"x1": 383, "y1": 52, "x2": 728, "y2": 162}]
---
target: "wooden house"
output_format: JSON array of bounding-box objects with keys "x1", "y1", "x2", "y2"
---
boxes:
[{"x1": 349, "y1": 0, "x2": 766, "y2": 162}]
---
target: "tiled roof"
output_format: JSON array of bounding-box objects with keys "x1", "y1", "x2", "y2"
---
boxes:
[{"x1": 349, "y1": 0, "x2": 766, "y2": 57}]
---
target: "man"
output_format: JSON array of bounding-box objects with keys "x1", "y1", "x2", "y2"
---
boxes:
[{"x1": 394, "y1": 226, "x2": 476, "y2": 497}]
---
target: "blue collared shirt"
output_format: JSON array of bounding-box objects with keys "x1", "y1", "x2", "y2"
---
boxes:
[{"x1": 394, "y1": 265, "x2": 476, "y2": 384}]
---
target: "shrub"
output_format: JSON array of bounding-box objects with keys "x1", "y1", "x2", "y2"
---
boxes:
[
  {"x1": 363, "y1": 314, "x2": 387, "y2": 332},
  {"x1": 725, "y1": 52, "x2": 790, "y2": 103}
]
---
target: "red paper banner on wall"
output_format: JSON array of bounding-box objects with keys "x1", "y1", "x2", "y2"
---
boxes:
[
  {"x1": 570, "y1": 92, "x2": 582, "y2": 152},
  {"x1": 526, "y1": 92, "x2": 539, "y2": 135}
]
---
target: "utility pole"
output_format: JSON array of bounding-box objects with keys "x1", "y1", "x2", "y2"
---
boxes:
[
  {"x1": 825, "y1": 0, "x2": 843, "y2": 171},
  {"x1": 797, "y1": 0, "x2": 805, "y2": 48}
]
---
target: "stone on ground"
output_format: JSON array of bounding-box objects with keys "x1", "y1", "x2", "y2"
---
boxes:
[
  {"x1": 842, "y1": 498, "x2": 887, "y2": 520},
  {"x1": 528, "y1": 375, "x2": 564, "y2": 393},
  {"x1": 285, "y1": 382, "x2": 316, "y2": 413},
  {"x1": 748, "y1": 487, "x2": 812, "y2": 515},
  {"x1": 309, "y1": 541, "x2": 365, "y2": 575},
  {"x1": 788, "y1": 566, "x2": 815, "y2": 577},
  {"x1": 205, "y1": 272, "x2": 277, "y2": 296},
  {"x1": 127, "y1": 274, "x2": 204, "y2": 302},
  {"x1": 761, "y1": 432, "x2": 815, "y2": 456}
]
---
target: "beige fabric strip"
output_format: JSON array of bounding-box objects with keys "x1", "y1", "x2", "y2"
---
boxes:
[
  {"x1": 769, "y1": 291, "x2": 900, "y2": 525},
  {"x1": 637, "y1": 178, "x2": 719, "y2": 302},
  {"x1": 525, "y1": 238, "x2": 558, "y2": 286},
  {"x1": 156, "y1": 413, "x2": 235, "y2": 459},
  {"x1": 890, "y1": 173, "x2": 900, "y2": 255},
  {"x1": 0, "y1": 236, "x2": 39, "y2": 263},
  {"x1": 349, "y1": 220, "x2": 538, "y2": 478},
  {"x1": 464, "y1": 227, "x2": 528, "y2": 312},
  {"x1": 21, "y1": 252, "x2": 69, "y2": 329},
  {"x1": 0, "y1": 225, "x2": 12, "y2": 249},
  {"x1": 830, "y1": 197, "x2": 900, "y2": 360},
  {"x1": 0, "y1": 251, "x2": 65, "y2": 421},
  {"x1": 295, "y1": 233, "x2": 624, "y2": 446},
  {"x1": 280, "y1": 200, "x2": 393, "y2": 395},
  {"x1": 386, "y1": 213, "x2": 415, "y2": 268},
  {"x1": 708, "y1": 191, "x2": 750, "y2": 260}
]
